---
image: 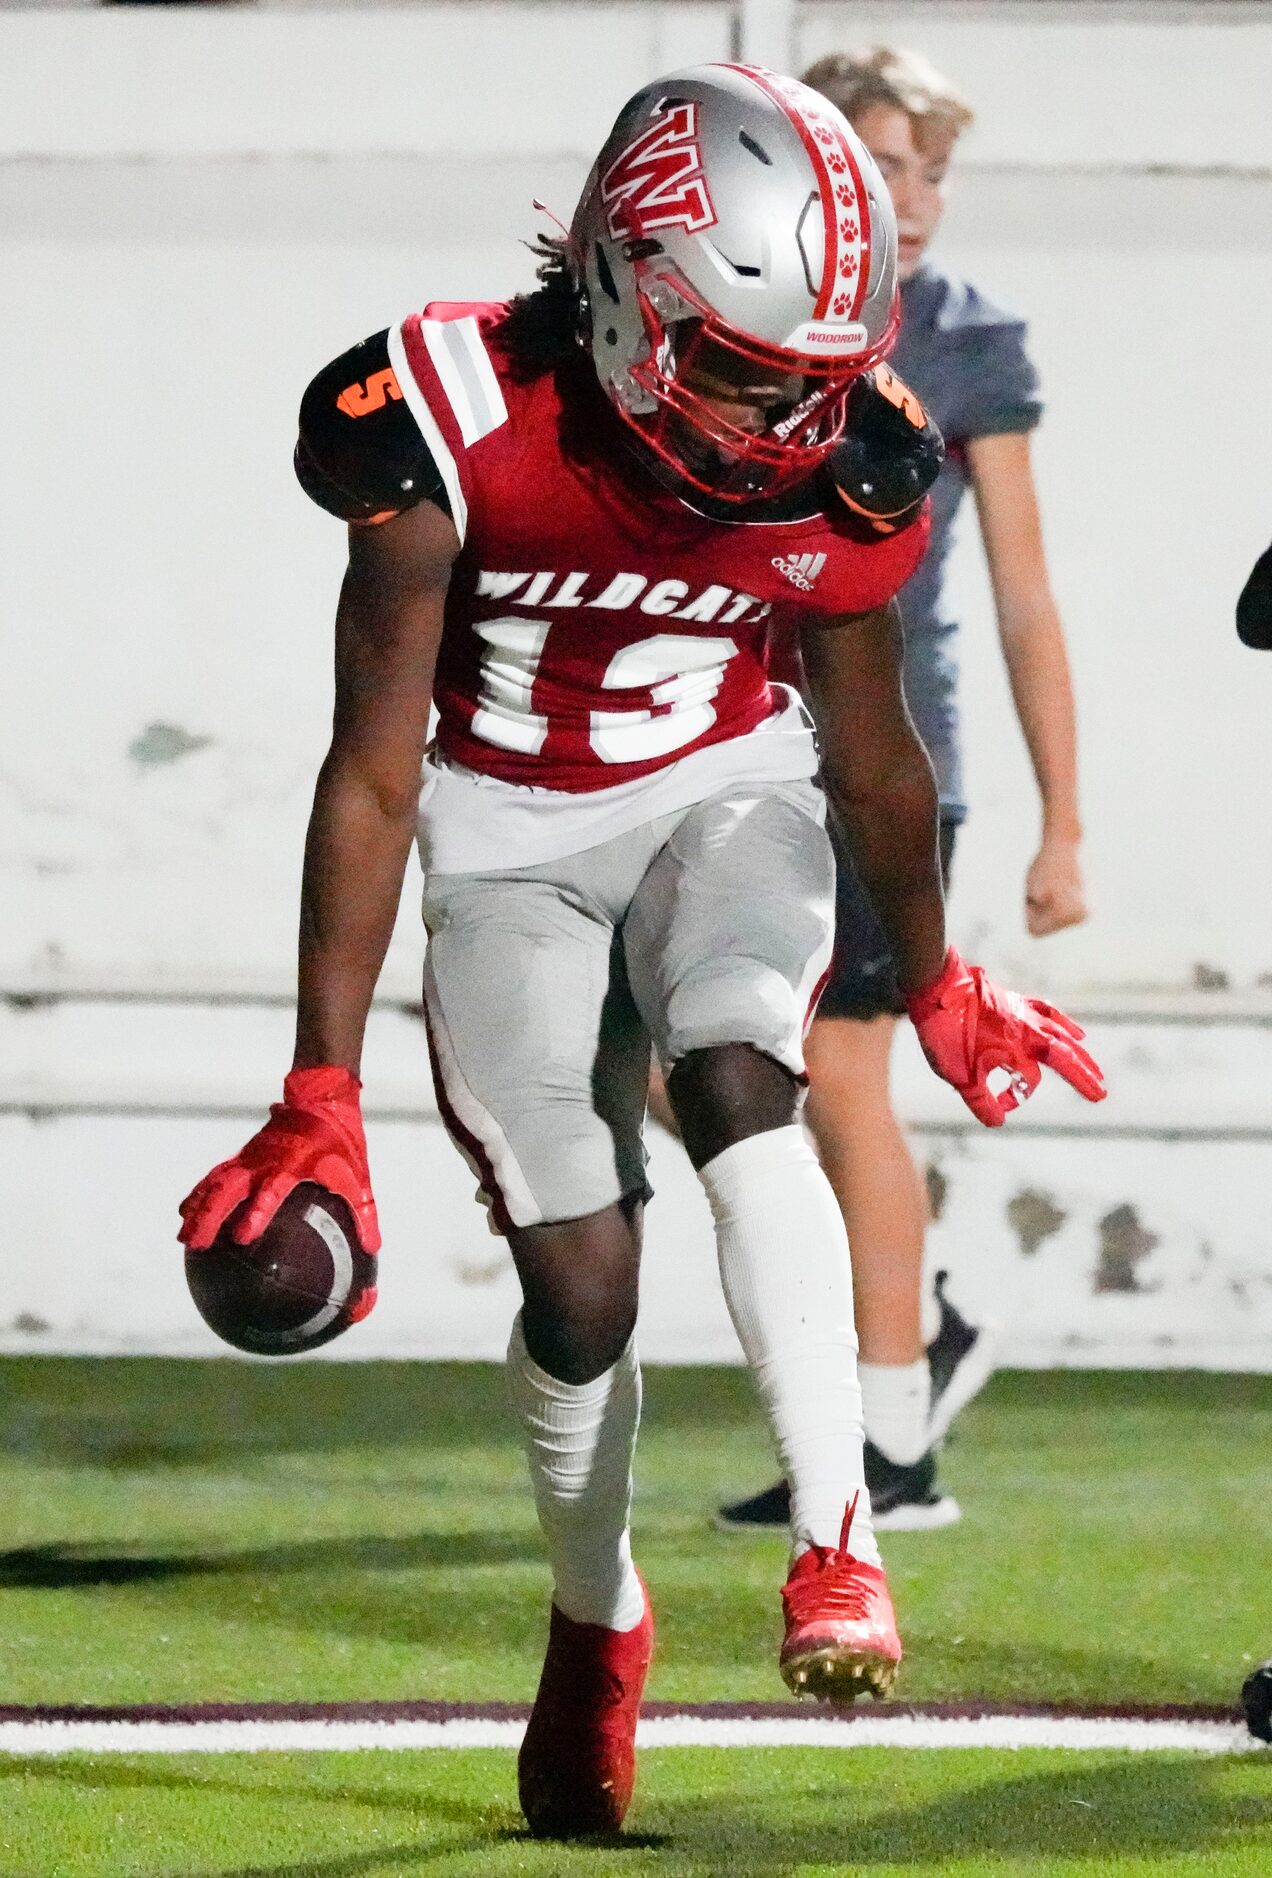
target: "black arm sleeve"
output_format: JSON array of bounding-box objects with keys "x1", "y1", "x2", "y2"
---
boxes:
[
  {"x1": 1237, "y1": 543, "x2": 1272, "y2": 649},
  {"x1": 825, "y1": 365, "x2": 945, "y2": 537},
  {"x1": 294, "y1": 330, "x2": 451, "y2": 524}
]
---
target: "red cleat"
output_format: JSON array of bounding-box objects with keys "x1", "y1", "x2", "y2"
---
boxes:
[
  {"x1": 779, "y1": 1496, "x2": 902, "y2": 1704},
  {"x1": 518, "y1": 1582, "x2": 655, "y2": 1838}
]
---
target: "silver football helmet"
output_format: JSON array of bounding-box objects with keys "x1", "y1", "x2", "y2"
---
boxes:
[{"x1": 570, "y1": 63, "x2": 899, "y2": 502}]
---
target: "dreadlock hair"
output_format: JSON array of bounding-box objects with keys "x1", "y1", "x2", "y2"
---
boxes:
[{"x1": 498, "y1": 237, "x2": 588, "y2": 379}]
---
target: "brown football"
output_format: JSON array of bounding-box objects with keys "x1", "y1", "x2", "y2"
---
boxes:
[{"x1": 184, "y1": 1183, "x2": 377, "y2": 1356}]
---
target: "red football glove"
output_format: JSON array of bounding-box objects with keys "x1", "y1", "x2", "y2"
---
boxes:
[
  {"x1": 904, "y1": 946, "x2": 1106, "y2": 1128},
  {"x1": 178, "y1": 1065, "x2": 381, "y2": 1253}
]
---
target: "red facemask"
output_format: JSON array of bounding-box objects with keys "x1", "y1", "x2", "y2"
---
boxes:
[{"x1": 615, "y1": 270, "x2": 900, "y2": 504}]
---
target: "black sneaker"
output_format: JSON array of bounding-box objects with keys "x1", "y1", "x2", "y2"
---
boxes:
[
  {"x1": 715, "y1": 1274, "x2": 991, "y2": 1533},
  {"x1": 865, "y1": 1441, "x2": 959, "y2": 1532},
  {"x1": 926, "y1": 1270, "x2": 997, "y2": 1447},
  {"x1": 713, "y1": 1443, "x2": 959, "y2": 1533},
  {"x1": 1243, "y1": 1660, "x2": 1272, "y2": 1743},
  {"x1": 714, "y1": 1478, "x2": 791, "y2": 1531}
]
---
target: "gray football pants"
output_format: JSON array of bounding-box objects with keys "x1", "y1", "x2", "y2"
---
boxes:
[{"x1": 420, "y1": 778, "x2": 834, "y2": 1233}]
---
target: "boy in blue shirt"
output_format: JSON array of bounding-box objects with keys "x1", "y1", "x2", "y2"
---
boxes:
[{"x1": 722, "y1": 45, "x2": 1088, "y2": 1532}]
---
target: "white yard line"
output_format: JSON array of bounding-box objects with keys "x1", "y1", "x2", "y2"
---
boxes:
[{"x1": 0, "y1": 1715, "x2": 1257, "y2": 1756}]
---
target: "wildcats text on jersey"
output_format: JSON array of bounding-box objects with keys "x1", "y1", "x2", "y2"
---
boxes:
[{"x1": 475, "y1": 569, "x2": 772, "y2": 627}]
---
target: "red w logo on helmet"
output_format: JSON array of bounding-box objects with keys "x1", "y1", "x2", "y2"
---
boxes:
[{"x1": 601, "y1": 102, "x2": 718, "y2": 242}]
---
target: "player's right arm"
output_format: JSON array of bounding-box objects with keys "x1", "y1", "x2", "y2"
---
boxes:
[
  {"x1": 179, "y1": 335, "x2": 460, "y2": 1254},
  {"x1": 294, "y1": 499, "x2": 457, "y2": 1073}
]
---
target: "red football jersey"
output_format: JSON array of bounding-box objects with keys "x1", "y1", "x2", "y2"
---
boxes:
[{"x1": 386, "y1": 301, "x2": 928, "y2": 794}]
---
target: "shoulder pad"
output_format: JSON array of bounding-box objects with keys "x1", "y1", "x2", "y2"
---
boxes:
[
  {"x1": 295, "y1": 330, "x2": 450, "y2": 524},
  {"x1": 826, "y1": 366, "x2": 945, "y2": 535}
]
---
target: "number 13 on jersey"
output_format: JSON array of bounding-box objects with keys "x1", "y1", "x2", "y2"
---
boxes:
[{"x1": 472, "y1": 617, "x2": 740, "y2": 765}]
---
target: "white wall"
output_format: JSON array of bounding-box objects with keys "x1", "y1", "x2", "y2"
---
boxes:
[
  {"x1": 799, "y1": 3, "x2": 1272, "y2": 173},
  {"x1": 4, "y1": 4, "x2": 1272, "y2": 1366},
  {"x1": 0, "y1": 5, "x2": 732, "y2": 160},
  {"x1": 6, "y1": 4, "x2": 1272, "y2": 172}
]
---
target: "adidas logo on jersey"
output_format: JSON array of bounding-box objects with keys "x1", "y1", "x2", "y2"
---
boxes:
[{"x1": 771, "y1": 552, "x2": 826, "y2": 593}]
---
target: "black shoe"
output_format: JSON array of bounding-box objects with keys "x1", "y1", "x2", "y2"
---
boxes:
[
  {"x1": 714, "y1": 1479, "x2": 791, "y2": 1531},
  {"x1": 1243, "y1": 1660, "x2": 1272, "y2": 1743},
  {"x1": 865, "y1": 1440, "x2": 960, "y2": 1532},
  {"x1": 713, "y1": 1444, "x2": 960, "y2": 1535},
  {"x1": 714, "y1": 1275, "x2": 990, "y2": 1534},
  {"x1": 926, "y1": 1270, "x2": 997, "y2": 1447}
]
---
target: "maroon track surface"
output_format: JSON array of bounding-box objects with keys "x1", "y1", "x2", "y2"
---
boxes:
[{"x1": 0, "y1": 1699, "x2": 1242, "y2": 1725}]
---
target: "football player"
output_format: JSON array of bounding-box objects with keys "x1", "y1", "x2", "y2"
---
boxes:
[{"x1": 179, "y1": 66, "x2": 1105, "y2": 1838}]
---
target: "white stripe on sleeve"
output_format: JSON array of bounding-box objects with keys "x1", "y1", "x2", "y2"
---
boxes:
[
  {"x1": 386, "y1": 321, "x2": 468, "y2": 544},
  {"x1": 422, "y1": 316, "x2": 509, "y2": 448}
]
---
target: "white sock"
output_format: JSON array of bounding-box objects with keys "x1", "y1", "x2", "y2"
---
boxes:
[
  {"x1": 860, "y1": 1360, "x2": 931, "y2": 1466},
  {"x1": 700, "y1": 1125, "x2": 881, "y2": 1567},
  {"x1": 506, "y1": 1313, "x2": 646, "y2": 1631}
]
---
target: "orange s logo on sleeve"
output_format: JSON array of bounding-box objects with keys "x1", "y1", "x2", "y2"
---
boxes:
[
  {"x1": 872, "y1": 363, "x2": 928, "y2": 432},
  {"x1": 336, "y1": 368, "x2": 404, "y2": 418}
]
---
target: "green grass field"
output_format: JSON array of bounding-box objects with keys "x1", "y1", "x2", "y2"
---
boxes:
[
  {"x1": 2, "y1": 1747, "x2": 1269, "y2": 1877},
  {"x1": 1, "y1": 1359, "x2": 1269, "y2": 1874}
]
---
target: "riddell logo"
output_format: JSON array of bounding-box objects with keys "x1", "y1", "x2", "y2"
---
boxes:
[
  {"x1": 601, "y1": 101, "x2": 717, "y2": 241},
  {"x1": 772, "y1": 552, "x2": 827, "y2": 593},
  {"x1": 772, "y1": 388, "x2": 830, "y2": 443}
]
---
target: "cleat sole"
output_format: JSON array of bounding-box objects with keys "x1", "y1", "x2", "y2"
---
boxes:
[{"x1": 780, "y1": 1645, "x2": 899, "y2": 1706}]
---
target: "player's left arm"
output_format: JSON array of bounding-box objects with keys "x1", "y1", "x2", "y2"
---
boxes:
[
  {"x1": 802, "y1": 600, "x2": 1105, "y2": 1125},
  {"x1": 966, "y1": 430, "x2": 1086, "y2": 937},
  {"x1": 800, "y1": 600, "x2": 947, "y2": 995}
]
